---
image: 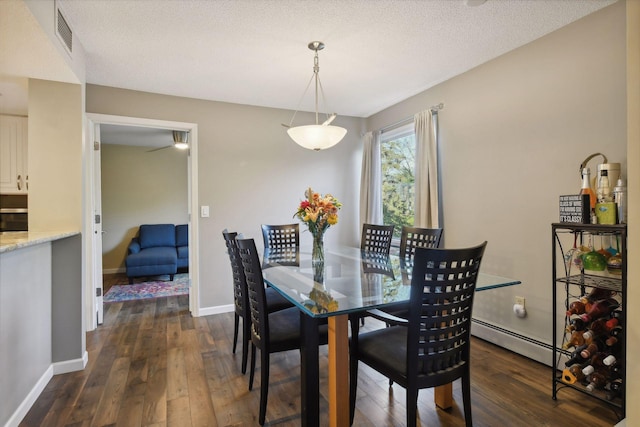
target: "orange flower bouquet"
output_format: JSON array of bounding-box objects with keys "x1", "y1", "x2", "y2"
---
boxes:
[{"x1": 294, "y1": 187, "x2": 341, "y2": 271}]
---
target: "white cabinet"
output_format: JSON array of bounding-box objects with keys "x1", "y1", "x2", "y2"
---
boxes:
[{"x1": 0, "y1": 115, "x2": 28, "y2": 194}]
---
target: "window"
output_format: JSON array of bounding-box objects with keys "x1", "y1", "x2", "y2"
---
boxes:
[{"x1": 380, "y1": 124, "x2": 416, "y2": 240}]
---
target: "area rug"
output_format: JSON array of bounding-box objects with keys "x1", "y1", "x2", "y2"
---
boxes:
[{"x1": 104, "y1": 273, "x2": 189, "y2": 303}]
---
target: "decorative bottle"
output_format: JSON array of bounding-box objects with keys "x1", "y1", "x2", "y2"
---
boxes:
[
  {"x1": 613, "y1": 177, "x2": 627, "y2": 223},
  {"x1": 596, "y1": 169, "x2": 612, "y2": 203},
  {"x1": 580, "y1": 168, "x2": 597, "y2": 218}
]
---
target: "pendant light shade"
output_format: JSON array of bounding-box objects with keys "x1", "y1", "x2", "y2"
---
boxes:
[
  {"x1": 287, "y1": 124, "x2": 347, "y2": 151},
  {"x1": 285, "y1": 41, "x2": 347, "y2": 151}
]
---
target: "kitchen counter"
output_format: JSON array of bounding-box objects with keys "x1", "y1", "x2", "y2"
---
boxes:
[
  {"x1": 1, "y1": 230, "x2": 84, "y2": 426},
  {"x1": 0, "y1": 230, "x2": 80, "y2": 253}
]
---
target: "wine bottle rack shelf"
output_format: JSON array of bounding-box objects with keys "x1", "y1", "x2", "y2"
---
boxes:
[
  {"x1": 551, "y1": 223, "x2": 627, "y2": 420},
  {"x1": 555, "y1": 274, "x2": 622, "y2": 293}
]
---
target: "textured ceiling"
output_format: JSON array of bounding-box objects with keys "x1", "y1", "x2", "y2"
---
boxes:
[{"x1": 5, "y1": 0, "x2": 617, "y2": 121}]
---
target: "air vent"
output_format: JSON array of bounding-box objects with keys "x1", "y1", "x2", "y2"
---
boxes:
[{"x1": 56, "y1": 8, "x2": 73, "y2": 53}]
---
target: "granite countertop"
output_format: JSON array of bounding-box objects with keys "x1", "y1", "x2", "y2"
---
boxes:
[{"x1": 0, "y1": 231, "x2": 80, "y2": 254}]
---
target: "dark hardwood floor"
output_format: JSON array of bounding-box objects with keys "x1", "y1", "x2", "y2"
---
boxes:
[{"x1": 20, "y1": 293, "x2": 620, "y2": 426}]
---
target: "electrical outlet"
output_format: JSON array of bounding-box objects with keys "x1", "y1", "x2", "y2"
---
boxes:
[{"x1": 515, "y1": 296, "x2": 526, "y2": 308}]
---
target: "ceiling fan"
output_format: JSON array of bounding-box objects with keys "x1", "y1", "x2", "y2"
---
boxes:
[{"x1": 147, "y1": 130, "x2": 189, "y2": 152}]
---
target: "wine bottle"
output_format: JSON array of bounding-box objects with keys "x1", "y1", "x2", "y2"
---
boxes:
[
  {"x1": 580, "y1": 342, "x2": 600, "y2": 359},
  {"x1": 562, "y1": 330, "x2": 586, "y2": 349},
  {"x1": 584, "y1": 287, "x2": 613, "y2": 303},
  {"x1": 605, "y1": 317, "x2": 619, "y2": 331},
  {"x1": 579, "y1": 298, "x2": 619, "y2": 323},
  {"x1": 566, "y1": 300, "x2": 586, "y2": 316},
  {"x1": 580, "y1": 167, "x2": 597, "y2": 210},
  {"x1": 606, "y1": 326, "x2": 623, "y2": 347},
  {"x1": 562, "y1": 364, "x2": 585, "y2": 384},
  {"x1": 603, "y1": 355, "x2": 617, "y2": 367},
  {"x1": 582, "y1": 319, "x2": 608, "y2": 344},
  {"x1": 586, "y1": 371, "x2": 608, "y2": 392},
  {"x1": 564, "y1": 344, "x2": 588, "y2": 367},
  {"x1": 566, "y1": 316, "x2": 587, "y2": 333},
  {"x1": 606, "y1": 378, "x2": 623, "y2": 400}
]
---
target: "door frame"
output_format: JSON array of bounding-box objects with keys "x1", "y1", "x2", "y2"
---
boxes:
[{"x1": 83, "y1": 113, "x2": 200, "y2": 330}]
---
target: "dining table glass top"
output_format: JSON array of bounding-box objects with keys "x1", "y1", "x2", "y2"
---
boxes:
[{"x1": 261, "y1": 245, "x2": 520, "y2": 318}]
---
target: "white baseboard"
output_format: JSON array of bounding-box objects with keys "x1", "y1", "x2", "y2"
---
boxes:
[
  {"x1": 471, "y1": 318, "x2": 553, "y2": 367},
  {"x1": 197, "y1": 304, "x2": 234, "y2": 317},
  {"x1": 4, "y1": 365, "x2": 53, "y2": 427},
  {"x1": 52, "y1": 351, "x2": 88, "y2": 375},
  {"x1": 5, "y1": 353, "x2": 88, "y2": 427}
]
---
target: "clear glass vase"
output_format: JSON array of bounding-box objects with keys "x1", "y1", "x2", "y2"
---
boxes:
[{"x1": 312, "y1": 232, "x2": 325, "y2": 282}]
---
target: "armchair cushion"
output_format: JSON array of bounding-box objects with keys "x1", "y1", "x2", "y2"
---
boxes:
[{"x1": 139, "y1": 224, "x2": 176, "y2": 249}]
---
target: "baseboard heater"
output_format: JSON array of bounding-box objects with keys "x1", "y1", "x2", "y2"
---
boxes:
[{"x1": 471, "y1": 318, "x2": 554, "y2": 367}]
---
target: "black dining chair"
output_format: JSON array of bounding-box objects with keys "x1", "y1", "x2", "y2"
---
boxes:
[
  {"x1": 222, "y1": 231, "x2": 292, "y2": 375},
  {"x1": 261, "y1": 223, "x2": 299, "y2": 251},
  {"x1": 349, "y1": 242, "x2": 487, "y2": 427},
  {"x1": 372, "y1": 226, "x2": 445, "y2": 321},
  {"x1": 237, "y1": 238, "x2": 329, "y2": 425},
  {"x1": 358, "y1": 223, "x2": 394, "y2": 326},
  {"x1": 360, "y1": 223, "x2": 394, "y2": 254},
  {"x1": 399, "y1": 226, "x2": 443, "y2": 260}
]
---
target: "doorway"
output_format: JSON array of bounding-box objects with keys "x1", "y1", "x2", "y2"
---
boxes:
[{"x1": 84, "y1": 113, "x2": 200, "y2": 330}]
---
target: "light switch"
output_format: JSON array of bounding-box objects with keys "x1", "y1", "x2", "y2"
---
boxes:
[{"x1": 201, "y1": 205, "x2": 210, "y2": 218}]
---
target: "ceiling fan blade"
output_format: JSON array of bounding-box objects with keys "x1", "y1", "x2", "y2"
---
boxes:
[{"x1": 146, "y1": 145, "x2": 173, "y2": 153}]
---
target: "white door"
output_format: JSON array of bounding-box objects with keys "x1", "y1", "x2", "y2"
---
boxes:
[{"x1": 93, "y1": 123, "x2": 104, "y2": 324}]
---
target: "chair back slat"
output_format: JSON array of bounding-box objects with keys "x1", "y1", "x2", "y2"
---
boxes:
[
  {"x1": 237, "y1": 238, "x2": 269, "y2": 346},
  {"x1": 361, "y1": 223, "x2": 395, "y2": 254},
  {"x1": 407, "y1": 242, "x2": 486, "y2": 376}
]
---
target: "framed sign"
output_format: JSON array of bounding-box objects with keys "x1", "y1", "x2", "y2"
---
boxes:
[{"x1": 559, "y1": 194, "x2": 590, "y2": 224}]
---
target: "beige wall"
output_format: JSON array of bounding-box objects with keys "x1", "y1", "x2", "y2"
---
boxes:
[
  {"x1": 369, "y1": 0, "x2": 627, "y2": 360},
  {"x1": 28, "y1": 78, "x2": 83, "y2": 232},
  {"x1": 625, "y1": 0, "x2": 639, "y2": 423},
  {"x1": 86, "y1": 87, "x2": 365, "y2": 308},
  {"x1": 100, "y1": 143, "x2": 189, "y2": 271}
]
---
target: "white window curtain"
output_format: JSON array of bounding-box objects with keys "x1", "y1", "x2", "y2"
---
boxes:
[
  {"x1": 359, "y1": 130, "x2": 382, "y2": 227},
  {"x1": 414, "y1": 109, "x2": 440, "y2": 228}
]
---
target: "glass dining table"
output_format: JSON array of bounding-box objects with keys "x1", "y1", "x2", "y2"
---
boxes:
[{"x1": 261, "y1": 245, "x2": 520, "y2": 427}]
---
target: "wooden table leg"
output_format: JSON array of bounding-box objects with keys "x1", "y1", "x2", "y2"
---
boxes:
[
  {"x1": 434, "y1": 383, "x2": 453, "y2": 409},
  {"x1": 328, "y1": 315, "x2": 349, "y2": 427}
]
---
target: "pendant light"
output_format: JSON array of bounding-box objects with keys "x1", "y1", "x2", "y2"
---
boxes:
[{"x1": 285, "y1": 41, "x2": 347, "y2": 151}]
